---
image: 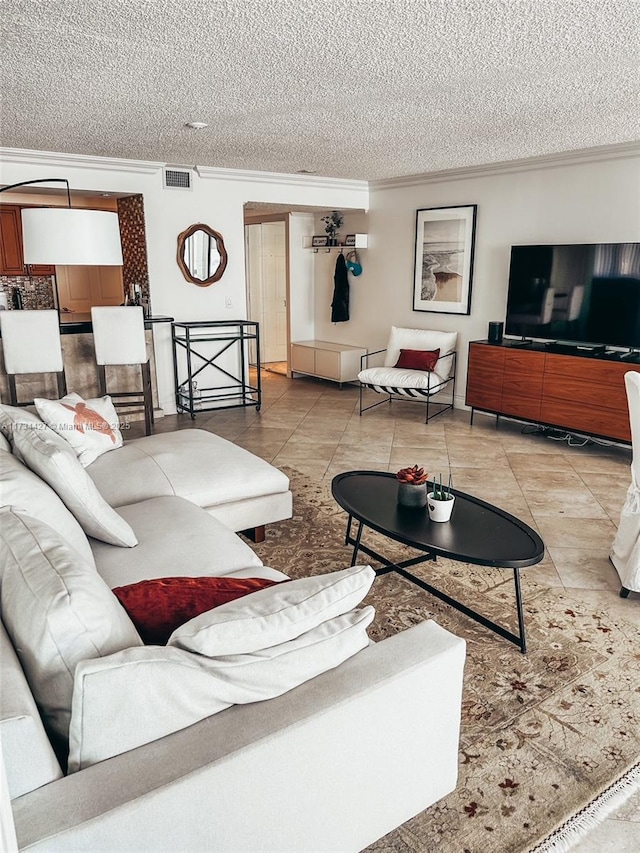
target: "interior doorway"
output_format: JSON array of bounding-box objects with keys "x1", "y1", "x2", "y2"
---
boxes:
[{"x1": 245, "y1": 216, "x2": 289, "y2": 375}]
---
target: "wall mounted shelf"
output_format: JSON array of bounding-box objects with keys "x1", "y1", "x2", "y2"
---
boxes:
[{"x1": 302, "y1": 234, "x2": 368, "y2": 252}]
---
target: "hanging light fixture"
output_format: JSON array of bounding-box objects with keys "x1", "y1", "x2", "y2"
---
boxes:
[{"x1": 0, "y1": 178, "x2": 123, "y2": 265}]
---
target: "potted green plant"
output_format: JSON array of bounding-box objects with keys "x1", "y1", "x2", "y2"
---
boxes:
[
  {"x1": 396, "y1": 464, "x2": 428, "y2": 508},
  {"x1": 427, "y1": 473, "x2": 455, "y2": 522},
  {"x1": 321, "y1": 210, "x2": 344, "y2": 246}
]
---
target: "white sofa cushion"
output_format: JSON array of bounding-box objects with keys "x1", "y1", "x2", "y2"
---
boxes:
[
  {"x1": 68, "y1": 606, "x2": 374, "y2": 772},
  {"x1": 86, "y1": 429, "x2": 290, "y2": 510},
  {"x1": 359, "y1": 365, "x2": 450, "y2": 391},
  {"x1": 383, "y1": 327, "x2": 457, "y2": 377},
  {"x1": 0, "y1": 622, "x2": 63, "y2": 798},
  {"x1": 34, "y1": 392, "x2": 123, "y2": 466},
  {"x1": 89, "y1": 496, "x2": 266, "y2": 588},
  {"x1": 0, "y1": 510, "x2": 142, "y2": 742},
  {"x1": 0, "y1": 448, "x2": 95, "y2": 567},
  {"x1": 169, "y1": 565, "x2": 375, "y2": 656},
  {"x1": 11, "y1": 419, "x2": 137, "y2": 548}
]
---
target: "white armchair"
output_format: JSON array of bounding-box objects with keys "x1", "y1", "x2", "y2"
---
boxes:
[
  {"x1": 610, "y1": 370, "x2": 640, "y2": 596},
  {"x1": 358, "y1": 327, "x2": 457, "y2": 423}
]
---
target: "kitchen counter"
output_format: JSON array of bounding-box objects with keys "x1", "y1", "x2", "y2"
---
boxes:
[
  {"x1": 57, "y1": 313, "x2": 174, "y2": 334},
  {"x1": 0, "y1": 315, "x2": 172, "y2": 415}
]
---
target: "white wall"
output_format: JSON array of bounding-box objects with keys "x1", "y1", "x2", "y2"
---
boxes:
[
  {"x1": 0, "y1": 151, "x2": 368, "y2": 411},
  {"x1": 316, "y1": 148, "x2": 640, "y2": 406},
  {"x1": 288, "y1": 213, "x2": 315, "y2": 343}
]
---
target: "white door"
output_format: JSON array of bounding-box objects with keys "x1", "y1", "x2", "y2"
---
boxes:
[
  {"x1": 245, "y1": 220, "x2": 287, "y2": 366},
  {"x1": 261, "y1": 222, "x2": 287, "y2": 363},
  {"x1": 245, "y1": 224, "x2": 262, "y2": 365}
]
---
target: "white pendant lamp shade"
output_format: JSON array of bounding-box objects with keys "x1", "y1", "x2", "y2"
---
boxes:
[{"x1": 21, "y1": 208, "x2": 123, "y2": 265}]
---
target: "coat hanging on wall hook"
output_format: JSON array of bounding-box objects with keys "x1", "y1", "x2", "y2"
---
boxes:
[{"x1": 331, "y1": 253, "x2": 349, "y2": 322}]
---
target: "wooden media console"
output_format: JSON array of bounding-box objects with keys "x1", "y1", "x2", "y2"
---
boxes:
[{"x1": 466, "y1": 340, "x2": 638, "y2": 443}]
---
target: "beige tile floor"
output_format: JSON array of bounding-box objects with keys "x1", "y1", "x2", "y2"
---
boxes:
[{"x1": 138, "y1": 371, "x2": 640, "y2": 851}]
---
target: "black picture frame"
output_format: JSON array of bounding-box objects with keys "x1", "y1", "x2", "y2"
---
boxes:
[{"x1": 413, "y1": 204, "x2": 477, "y2": 315}]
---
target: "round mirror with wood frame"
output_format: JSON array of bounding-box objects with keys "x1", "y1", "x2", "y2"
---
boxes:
[{"x1": 177, "y1": 223, "x2": 228, "y2": 286}]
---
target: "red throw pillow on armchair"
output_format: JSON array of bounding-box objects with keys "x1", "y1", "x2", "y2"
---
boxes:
[
  {"x1": 112, "y1": 576, "x2": 279, "y2": 645},
  {"x1": 394, "y1": 348, "x2": 440, "y2": 371}
]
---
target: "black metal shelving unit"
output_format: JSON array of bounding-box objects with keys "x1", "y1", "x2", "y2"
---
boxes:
[{"x1": 172, "y1": 320, "x2": 261, "y2": 418}]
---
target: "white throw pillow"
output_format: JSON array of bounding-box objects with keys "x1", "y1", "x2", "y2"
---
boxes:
[
  {"x1": 68, "y1": 606, "x2": 374, "y2": 771},
  {"x1": 34, "y1": 393, "x2": 123, "y2": 467},
  {"x1": 168, "y1": 565, "x2": 375, "y2": 656},
  {"x1": 0, "y1": 510, "x2": 142, "y2": 743},
  {"x1": 0, "y1": 448, "x2": 96, "y2": 567},
  {"x1": 0, "y1": 404, "x2": 45, "y2": 460},
  {"x1": 11, "y1": 419, "x2": 137, "y2": 548}
]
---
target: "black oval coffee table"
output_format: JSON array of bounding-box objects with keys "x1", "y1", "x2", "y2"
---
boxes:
[{"x1": 331, "y1": 471, "x2": 545, "y2": 653}]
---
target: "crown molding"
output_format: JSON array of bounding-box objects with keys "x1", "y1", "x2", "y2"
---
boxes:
[
  {"x1": 195, "y1": 164, "x2": 368, "y2": 193},
  {"x1": 0, "y1": 147, "x2": 164, "y2": 174},
  {"x1": 371, "y1": 141, "x2": 640, "y2": 189}
]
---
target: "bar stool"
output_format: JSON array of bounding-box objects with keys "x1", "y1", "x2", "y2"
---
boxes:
[
  {"x1": 90, "y1": 306, "x2": 154, "y2": 435},
  {"x1": 0, "y1": 309, "x2": 66, "y2": 405}
]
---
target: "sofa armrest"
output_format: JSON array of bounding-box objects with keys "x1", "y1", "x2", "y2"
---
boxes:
[
  {"x1": 67, "y1": 607, "x2": 373, "y2": 771},
  {"x1": 12, "y1": 620, "x2": 465, "y2": 853}
]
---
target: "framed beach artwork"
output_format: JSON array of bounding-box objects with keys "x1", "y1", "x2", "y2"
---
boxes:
[{"x1": 413, "y1": 205, "x2": 477, "y2": 314}]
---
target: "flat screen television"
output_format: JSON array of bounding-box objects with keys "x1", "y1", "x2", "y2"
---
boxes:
[{"x1": 504, "y1": 243, "x2": 640, "y2": 349}]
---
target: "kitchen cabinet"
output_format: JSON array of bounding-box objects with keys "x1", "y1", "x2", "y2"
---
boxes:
[{"x1": 0, "y1": 204, "x2": 55, "y2": 275}]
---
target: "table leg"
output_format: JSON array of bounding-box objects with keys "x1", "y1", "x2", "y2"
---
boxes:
[
  {"x1": 342, "y1": 518, "x2": 528, "y2": 653},
  {"x1": 350, "y1": 519, "x2": 364, "y2": 566},
  {"x1": 514, "y1": 568, "x2": 527, "y2": 654},
  {"x1": 345, "y1": 514, "x2": 354, "y2": 547}
]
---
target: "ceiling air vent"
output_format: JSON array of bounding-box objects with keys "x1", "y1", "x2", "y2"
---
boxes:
[{"x1": 163, "y1": 168, "x2": 192, "y2": 190}]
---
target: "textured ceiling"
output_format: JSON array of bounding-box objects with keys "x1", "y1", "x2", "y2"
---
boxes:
[{"x1": 1, "y1": 0, "x2": 639, "y2": 181}]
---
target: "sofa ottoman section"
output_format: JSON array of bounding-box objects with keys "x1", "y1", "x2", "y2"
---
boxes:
[{"x1": 87, "y1": 429, "x2": 292, "y2": 537}]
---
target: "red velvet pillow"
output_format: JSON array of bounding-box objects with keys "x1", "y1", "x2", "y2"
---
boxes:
[
  {"x1": 394, "y1": 348, "x2": 440, "y2": 371},
  {"x1": 112, "y1": 576, "x2": 279, "y2": 645}
]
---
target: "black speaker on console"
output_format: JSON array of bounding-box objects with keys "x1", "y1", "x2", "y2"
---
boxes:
[{"x1": 488, "y1": 321, "x2": 504, "y2": 343}]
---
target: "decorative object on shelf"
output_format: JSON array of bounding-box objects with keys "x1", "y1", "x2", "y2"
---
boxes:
[
  {"x1": 413, "y1": 204, "x2": 477, "y2": 315},
  {"x1": 344, "y1": 234, "x2": 368, "y2": 249},
  {"x1": 427, "y1": 473, "x2": 455, "y2": 522},
  {"x1": 322, "y1": 210, "x2": 344, "y2": 246},
  {"x1": 312, "y1": 235, "x2": 329, "y2": 248},
  {"x1": 178, "y1": 380, "x2": 201, "y2": 411},
  {"x1": 345, "y1": 250, "x2": 362, "y2": 277},
  {"x1": 177, "y1": 223, "x2": 227, "y2": 287},
  {"x1": 396, "y1": 464, "x2": 428, "y2": 507}
]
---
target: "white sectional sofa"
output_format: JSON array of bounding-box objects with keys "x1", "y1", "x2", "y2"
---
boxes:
[{"x1": 0, "y1": 403, "x2": 466, "y2": 853}]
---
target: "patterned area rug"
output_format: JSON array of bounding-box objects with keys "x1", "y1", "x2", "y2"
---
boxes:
[{"x1": 251, "y1": 468, "x2": 640, "y2": 853}]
